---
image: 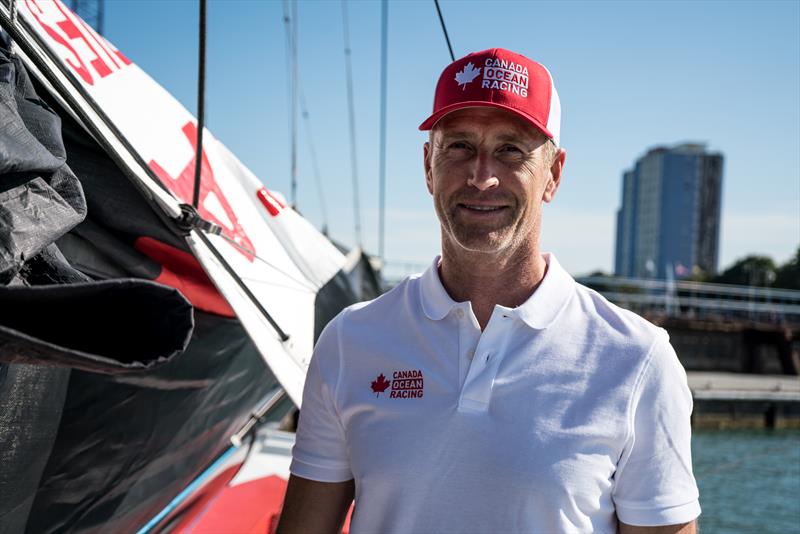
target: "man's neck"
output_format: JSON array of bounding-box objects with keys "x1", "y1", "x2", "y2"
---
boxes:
[{"x1": 438, "y1": 240, "x2": 547, "y2": 330}]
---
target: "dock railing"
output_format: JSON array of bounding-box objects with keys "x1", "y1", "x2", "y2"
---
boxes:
[
  {"x1": 381, "y1": 261, "x2": 800, "y2": 325},
  {"x1": 576, "y1": 276, "x2": 800, "y2": 325}
]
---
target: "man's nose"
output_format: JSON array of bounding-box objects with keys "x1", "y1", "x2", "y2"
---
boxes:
[{"x1": 466, "y1": 152, "x2": 500, "y2": 191}]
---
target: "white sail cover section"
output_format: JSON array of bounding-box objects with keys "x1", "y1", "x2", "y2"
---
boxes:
[{"x1": 10, "y1": 0, "x2": 345, "y2": 405}]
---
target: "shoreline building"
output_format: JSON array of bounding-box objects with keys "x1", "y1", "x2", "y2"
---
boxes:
[{"x1": 614, "y1": 143, "x2": 723, "y2": 279}]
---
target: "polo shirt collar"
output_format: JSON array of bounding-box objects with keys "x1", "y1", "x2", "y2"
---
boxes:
[
  {"x1": 419, "y1": 253, "x2": 575, "y2": 329},
  {"x1": 512, "y1": 253, "x2": 575, "y2": 330},
  {"x1": 420, "y1": 256, "x2": 458, "y2": 320}
]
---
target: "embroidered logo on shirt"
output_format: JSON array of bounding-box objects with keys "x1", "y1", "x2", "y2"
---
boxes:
[
  {"x1": 370, "y1": 374, "x2": 391, "y2": 397},
  {"x1": 371, "y1": 369, "x2": 425, "y2": 399}
]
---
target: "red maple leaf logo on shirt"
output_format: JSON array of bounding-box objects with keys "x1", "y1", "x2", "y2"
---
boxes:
[{"x1": 371, "y1": 374, "x2": 390, "y2": 397}]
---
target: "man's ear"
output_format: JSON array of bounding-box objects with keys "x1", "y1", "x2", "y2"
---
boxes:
[
  {"x1": 424, "y1": 141, "x2": 433, "y2": 195},
  {"x1": 543, "y1": 147, "x2": 566, "y2": 203}
]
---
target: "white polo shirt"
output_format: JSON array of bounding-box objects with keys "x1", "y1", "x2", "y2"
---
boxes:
[{"x1": 291, "y1": 254, "x2": 700, "y2": 533}]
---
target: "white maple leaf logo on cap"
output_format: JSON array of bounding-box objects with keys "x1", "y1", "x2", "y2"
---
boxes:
[{"x1": 454, "y1": 62, "x2": 480, "y2": 90}]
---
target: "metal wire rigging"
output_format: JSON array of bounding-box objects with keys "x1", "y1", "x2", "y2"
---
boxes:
[
  {"x1": 187, "y1": 0, "x2": 290, "y2": 341},
  {"x1": 341, "y1": 0, "x2": 363, "y2": 248},
  {"x1": 281, "y1": 1, "x2": 330, "y2": 234},
  {"x1": 288, "y1": 1, "x2": 298, "y2": 206},
  {"x1": 300, "y1": 91, "x2": 330, "y2": 235},
  {"x1": 192, "y1": 0, "x2": 206, "y2": 208},
  {"x1": 378, "y1": 0, "x2": 388, "y2": 259},
  {"x1": 434, "y1": 0, "x2": 455, "y2": 61}
]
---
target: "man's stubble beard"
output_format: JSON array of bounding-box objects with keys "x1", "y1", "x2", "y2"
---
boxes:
[{"x1": 436, "y1": 193, "x2": 535, "y2": 256}]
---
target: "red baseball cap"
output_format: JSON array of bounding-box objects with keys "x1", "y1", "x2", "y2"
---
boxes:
[{"x1": 419, "y1": 48, "x2": 561, "y2": 146}]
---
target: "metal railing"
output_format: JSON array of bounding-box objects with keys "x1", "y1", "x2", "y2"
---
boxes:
[
  {"x1": 577, "y1": 276, "x2": 800, "y2": 324},
  {"x1": 380, "y1": 261, "x2": 800, "y2": 324}
]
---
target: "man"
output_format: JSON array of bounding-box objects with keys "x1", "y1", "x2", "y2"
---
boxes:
[{"x1": 278, "y1": 48, "x2": 700, "y2": 534}]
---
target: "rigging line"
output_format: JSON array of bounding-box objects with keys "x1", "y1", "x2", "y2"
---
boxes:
[
  {"x1": 281, "y1": 0, "x2": 299, "y2": 208},
  {"x1": 214, "y1": 232, "x2": 318, "y2": 292},
  {"x1": 291, "y1": 0, "x2": 298, "y2": 207},
  {"x1": 433, "y1": 0, "x2": 455, "y2": 62},
  {"x1": 341, "y1": 0, "x2": 363, "y2": 248},
  {"x1": 239, "y1": 276, "x2": 316, "y2": 295},
  {"x1": 378, "y1": 0, "x2": 388, "y2": 259},
  {"x1": 97, "y1": 0, "x2": 104, "y2": 36},
  {"x1": 9, "y1": 0, "x2": 17, "y2": 26},
  {"x1": 299, "y1": 90, "x2": 330, "y2": 235},
  {"x1": 280, "y1": 3, "x2": 331, "y2": 235},
  {"x1": 281, "y1": 0, "x2": 293, "y2": 198},
  {"x1": 192, "y1": 0, "x2": 207, "y2": 208},
  {"x1": 195, "y1": 231, "x2": 291, "y2": 341},
  {"x1": 283, "y1": 4, "x2": 330, "y2": 235}
]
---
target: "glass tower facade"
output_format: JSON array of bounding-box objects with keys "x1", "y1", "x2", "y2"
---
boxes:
[{"x1": 614, "y1": 144, "x2": 723, "y2": 279}]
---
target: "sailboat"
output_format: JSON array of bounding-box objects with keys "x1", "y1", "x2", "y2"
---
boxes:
[{"x1": 0, "y1": 0, "x2": 379, "y2": 531}]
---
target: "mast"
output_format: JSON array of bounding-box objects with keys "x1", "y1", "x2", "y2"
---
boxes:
[
  {"x1": 341, "y1": 0, "x2": 363, "y2": 249},
  {"x1": 290, "y1": 0, "x2": 298, "y2": 206},
  {"x1": 378, "y1": 0, "x2": 388, "y2": 259}
]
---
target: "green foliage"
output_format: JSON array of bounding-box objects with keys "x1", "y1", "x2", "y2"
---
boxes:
[
  {"x1": 711, "y1": 247, "x2": 800, "y2": 288},
  {"x1": 712, "y1": 255, "x2": 777, "y2": 286},
  {"x1": 773, "y1": 246, "x2": 800, "y2": 289}
]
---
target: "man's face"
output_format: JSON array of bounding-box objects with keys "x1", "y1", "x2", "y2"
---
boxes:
[{"x1": 423, "y1": 107, "x2": 565, "y2": 256}]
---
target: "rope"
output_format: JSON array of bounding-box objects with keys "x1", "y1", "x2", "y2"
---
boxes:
[
  {"x1": 218, "y1": 233, "x2": 318, "y2": 293},
  {"x1": 341, "y1": 0, "x2": 363, "y2": 248},
  {"x1": 433, "y1": 0, "x2": 455, "y2": 61},
  {"x1": 300, "y1": 91, "x2": 330, "y2": 235},
  {"x1": 192, "y1": 0, "x2": 207, "y2": 208},
  {"x1": 194, "y1": 232, "x2": 291, "y2": 342},
  {"x1": 10, "y1": 0, "x2": 18, "y2": 26}
]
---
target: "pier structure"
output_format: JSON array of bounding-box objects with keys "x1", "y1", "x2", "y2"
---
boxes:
[
  {"x1": 578, "y1": 275, "x2": 800, "y2": 375},
  {"x1": 688, "y1": 372, "x2": 800, "y2": 429}
]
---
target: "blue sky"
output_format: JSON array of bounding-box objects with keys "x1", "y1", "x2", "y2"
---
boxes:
[{"x1": 104, "y1": 0, "x2": 799, "y2": 276}]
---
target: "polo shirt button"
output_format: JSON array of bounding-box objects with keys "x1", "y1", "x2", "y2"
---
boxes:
[
  {"x1": 455, "y1": 309, "x2": 464, "y2": 319},
  {"x1": 467, "y1": 349, "x2": 475, "y2": 360}
]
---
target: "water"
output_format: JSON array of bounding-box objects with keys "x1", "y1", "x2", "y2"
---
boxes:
[{"x1": 693, "y1": 430, "x2": 800, "y2": 533}]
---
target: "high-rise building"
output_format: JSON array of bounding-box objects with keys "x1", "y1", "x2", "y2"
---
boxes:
[
  {"x1": 614, "y1": 143, "x2": 723, "y2": 279},
  {"x1": 69, "y1": 0, "x2": 105, "y2": 35}
]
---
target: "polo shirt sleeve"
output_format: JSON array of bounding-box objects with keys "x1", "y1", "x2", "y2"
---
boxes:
[
  {"x1": 612, "y1": 331, "x2": 701, "y2": 526},
  {"x1": 289, "y1": 317, "x2": 353, "y2": 483}
]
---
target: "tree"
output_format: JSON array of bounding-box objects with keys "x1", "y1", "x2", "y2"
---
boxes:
[
  {"x1": 774, "y1": 246, "x2": 800, "y2": 289},
  {"x1": 712, "y1": 255, "x2": 777, "y2": 286}
]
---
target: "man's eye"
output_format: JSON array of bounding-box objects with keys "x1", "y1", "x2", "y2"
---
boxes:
[
  {"x1": 449, "y1": 142, "x2": 470, "y2": 150},
  {"x1": 500, "y1": 145, "x2": 522, "y2": 153}
]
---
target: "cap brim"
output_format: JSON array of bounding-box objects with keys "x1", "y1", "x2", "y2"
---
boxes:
[{"x1": 418, "y1": 101, "x2": 554, "y2": 142}]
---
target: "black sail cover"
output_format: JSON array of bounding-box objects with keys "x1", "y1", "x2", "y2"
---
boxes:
[{"x1": 0, "y1": 30, "x2": 85, "y2": 285}]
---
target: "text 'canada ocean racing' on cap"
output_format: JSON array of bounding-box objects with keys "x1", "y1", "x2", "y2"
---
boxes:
[{"x1": 419, "y1": 48, "x2": 561, "y2": 147}]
